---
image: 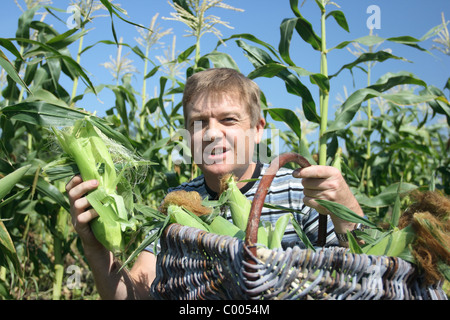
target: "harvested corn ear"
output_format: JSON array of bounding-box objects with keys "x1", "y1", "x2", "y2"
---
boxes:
[{"x1": 53, "y1": 118, "x2": 137, "y2": 255}]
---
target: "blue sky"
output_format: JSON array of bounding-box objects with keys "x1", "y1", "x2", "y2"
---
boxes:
[{"x1": 2, "y1": 0, "x2": 449, "y2": 132}]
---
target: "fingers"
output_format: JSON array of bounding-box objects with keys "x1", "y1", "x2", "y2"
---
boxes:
[
  {"x1": 292, "y1": 165, "x2": 340, "y2": 179},
  {"x1": 66, "y1": 177, "x2": 99, "y2": 205},
  {"x1": 294, "y1": 165, "x2": 364, "y2": 218},
  {"x1": 302, "y1": 195, "x2": 327, "y2": 215},
  {"x1": 65, "y1": 175, "x2": 99, "y2": 234},
  {"x1": 297, "y1": 167, "x2": 342, "y2": 196},
  {"x1": 73, "y1": 208, "x2": 99, "y2": 228},
  {"x1": 72, "y1": 196, "x2": 92, "y2": 213},
  {"x1": 293, "y1": 165, "x2": 344, "y2": 214},
  {"x1": 65, "y1": 174, "x2": 83, "y2": 193}
]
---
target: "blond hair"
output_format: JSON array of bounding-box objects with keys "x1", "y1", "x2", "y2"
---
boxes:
[{"x1": 182, "y1": 68, "x2": 262, "y2": 127}]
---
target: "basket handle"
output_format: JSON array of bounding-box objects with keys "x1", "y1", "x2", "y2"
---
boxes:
[{"x1": 244, "y1": 153, "x2": 328, "y2": 257}]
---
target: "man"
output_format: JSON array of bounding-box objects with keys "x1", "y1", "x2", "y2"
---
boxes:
[{"x1": 66, "y1": 68, "x2": 364, "y2": 299}]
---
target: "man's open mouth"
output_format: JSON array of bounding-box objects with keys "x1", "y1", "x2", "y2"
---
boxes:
[{"x1": 211, "y1": 147, "x2": 227, "y2": 155}]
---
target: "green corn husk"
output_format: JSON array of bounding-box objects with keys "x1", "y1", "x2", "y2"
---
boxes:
[
  {"x1": 53, "y1": 118, "x2": 135, "y2": 255},
  {"x1": 167, "y1": 204, "x2": 210, "y2": 232},
  {"x1": 158, "y1": 175, "x2": 301, "y2": 249},
  {"x1": 224, "y1": 174, "x2": 251, "y2": 231},
  {"x1": 221, "y1": 174, "x2": 270, "y2": 246},
  {"x1": 362, "y1": 225, "x2": 416, "y2": 260},
  {"x1": 269, "y1": 214, "x2": 291, "y2": 249},
  {"x1": 209, "y1": 215, "x2": 245, "y2": 240},
  {"x1": 331, "y1": 148, "x2": 342, "y2": 172}
]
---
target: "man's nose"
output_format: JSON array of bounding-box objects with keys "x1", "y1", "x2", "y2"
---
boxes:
[{"x1": 203, "y1": 121, "x2": 223, "y2": 142}]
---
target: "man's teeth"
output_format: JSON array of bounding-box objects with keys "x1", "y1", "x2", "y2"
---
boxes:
[{"x1": 212, "y1": 148, "x2": 225, "y2": 155}]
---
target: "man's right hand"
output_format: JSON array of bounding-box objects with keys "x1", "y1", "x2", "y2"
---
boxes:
[{"x1": 65, "y1": 175, "x2": 102, "y2": 249}]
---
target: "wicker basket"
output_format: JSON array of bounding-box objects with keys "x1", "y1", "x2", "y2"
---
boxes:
[{"x1": 150, "y1": 153, "x2": 448, "y2": 300}]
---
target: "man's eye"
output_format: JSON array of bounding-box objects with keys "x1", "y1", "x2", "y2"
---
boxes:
[{"x1": 223, "y1": 117, "x2": 237, "y2": 122}]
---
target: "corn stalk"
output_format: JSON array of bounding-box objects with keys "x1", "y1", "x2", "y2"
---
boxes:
[{"x1": 318, "y1": 0, "x2": 329, "y2": 166}]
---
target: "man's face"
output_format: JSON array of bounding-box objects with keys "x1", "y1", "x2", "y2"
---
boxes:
[{"x1": 185, "y1": 92, "x2": 264, "y2": 180}]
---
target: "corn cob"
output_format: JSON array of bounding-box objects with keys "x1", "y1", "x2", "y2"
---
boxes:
[
  {"x1": 269, "y1": 214, "x2": 291, "y2": 249},
  {"x1": 159, "y1": 168, "x2": 307, "y2": 249},
  {"x1": 53, "y1": 118, "x2": 135, "y2": 255},
  {"x1": 222, "y1": 174, "x2": 251, "y2": 231},
  {"x1": 331, "y1": 148, "x2": 342, "y2": 172},
  {"x1": 166, "y1": 204, "x2": 210, "y2": 232},
  {"x1": 220, "y1": 174, "x2": 271, "y2": 247},
  {"x1": 209, "y1": 215, "x2": 245, "y2": 239}
]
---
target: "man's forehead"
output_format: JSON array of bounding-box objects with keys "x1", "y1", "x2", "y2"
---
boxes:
[{"x1": 188, "y1": 92, "x2": 244, "y2": 112}]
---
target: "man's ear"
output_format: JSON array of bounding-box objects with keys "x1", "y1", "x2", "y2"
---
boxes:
[{"x1": 254, "y1": 117, "x2": 266, "y2": 144}]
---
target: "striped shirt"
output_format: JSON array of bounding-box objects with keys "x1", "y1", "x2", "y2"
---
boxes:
[{"x1": 164, "y1": 162, "x2": 338, "y2": 249}]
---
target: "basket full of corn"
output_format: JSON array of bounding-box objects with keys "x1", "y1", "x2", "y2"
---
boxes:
[
  {"x1": 149, "y1": 153, "x2": 449, "y2": 300},
  {"x1": 49, "y1": 121, "x2": 447, "y2": 300}
]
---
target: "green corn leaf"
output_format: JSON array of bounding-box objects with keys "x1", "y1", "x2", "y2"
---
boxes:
[
  {"x1": 200, "y1": 51, "x2": 240, "y2": 70},
  {"x1": 15, "y1": 6, "x2": 38, "y2": 47},
  {"x1": 234, "y1": 38, "x2": 320, "y2": 124},
  {"x1": 330, "y1": 51, "x2": 409, "y2": 79},
  {"x1": 21, "y1": 175, "x2": 70, "y2": 212},
  {"x1": 0, "y1": 48, "x2": 30, "y2": 94},
  {"x1": 315, "y1": 199, "x2": 378, "y2": 229},
  {"x1": 326, "y1": 10, "x2": 350, "y2": 33},
  {"x1": 390, "y1": 182, "x2": 403, "y2": 228},
  {"x1": 355, "y1": 182, "x2": 418, "y2": 208},
  {"x1": 330, "y1": 33, "x2": 429, "y2": 52},
  {"x1": 134, "y1": 203, "x2": 166, "y2": 221},
  {"x1": 288, "y1": 0, "x2": 322, "y2": 51},
  {"x1": 2, "y1": 101, "x2": 88, "y2": 126},
  {"x1": 279, "y1": 18, "x2": 299, "y2": 66},
  {"x1": 98, "y1": 0, "x2": 149, "y2": 45},
  {"x1": 290, "y1": 213, "x2": 315, "y2": 251},
  {"x1": 263, "y1": 107, "x2": 302, "y2": 141},
  {"x1": 325, "y1": 72, "x2": 436, "y2": 134},
  {"x1": 219, "y1": 33, "x2": 280, "y2": 60},
  {"x1": 247, "y1": 62, "x2": 286, "y2": 79},
  {"x1": 0, "y1": 165, "x2": 31, "y2": 200},
  {"x1": 121, "y1": 216, "x2": 171, "y2": 271},
  {"x1": 0, "y1": 188, "x2": 29, "y2": 210},
  {"x1": 0, "y1": 220, "x2": 22, "y2": 278},
  {"x1": 45, "y1": 27, "x2": 91, "y2": 50},
  {"x1": 347, "y1": 231, "x2": 363, "y2": 254}
]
